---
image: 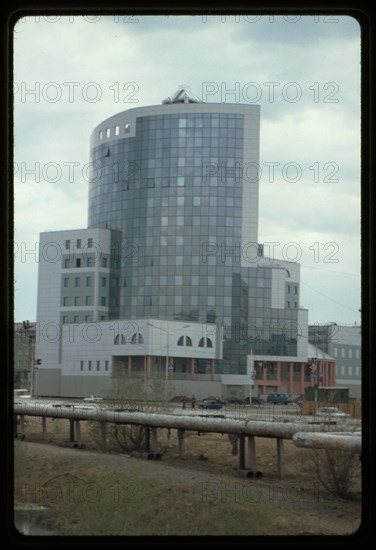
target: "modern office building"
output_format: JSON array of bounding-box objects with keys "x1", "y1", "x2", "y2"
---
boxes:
[
  {"x1": 35, "y1": 86, "x2": 313, "y2": 398},
  {"x1": 308, "y1": 323, "x2": 361, "y2": 400}
]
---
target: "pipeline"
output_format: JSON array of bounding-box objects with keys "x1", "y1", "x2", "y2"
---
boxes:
[
  {"x1": 14, "y1": 402, "x2": 354, "y2": 440},
  {"x1": 292, "y1": 432, "x2": 361, "y2": 453}
]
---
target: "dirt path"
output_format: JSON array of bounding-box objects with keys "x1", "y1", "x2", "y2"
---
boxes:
[{"x1": 15, "y1": 440, "x2": 362, "y2": 536}]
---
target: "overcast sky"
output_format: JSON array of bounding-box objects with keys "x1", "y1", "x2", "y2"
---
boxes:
[{"x1": 14, "y1": 14, "x2": 361, "y2": 327}]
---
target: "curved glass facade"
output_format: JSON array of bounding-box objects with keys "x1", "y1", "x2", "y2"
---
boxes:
[{"x1": 88, "y1": 102, "x2": 300, "y2": 373}]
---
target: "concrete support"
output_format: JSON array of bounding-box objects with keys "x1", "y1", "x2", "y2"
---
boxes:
[
  {"x1": 151, "y1": 427, "x2": 158, "y2": 452},
  {"x1": 69, "y1": 420, "x2": 75, "y2": 443},
  {"x1": 228, "y1": 433, "x2": 238, "y2": 455},
  {"x1": 190, "y1": 358, "x2": 195, "y2": 378},
  {"x1": 146, "y1": 355, "x2": 152, "y2": 376},
  {"x1": 41, "y1": 417, "x2": 47, "y2": 440},
  {"x1": 210, "y1": 359, "x2": 215, "y2": 381},
  {"x1": 239, "y1": 434, "x2": 245, "y2": 470},
  {"x1": 276, "y1": 438, "x2": 284, "y2": 479},
  {"x1": 262, "y1": 365, "x2": 267, "y2": 384},
  {"x1": 247, "y1": 435, "x2": 257, "y2": 471},
  {"x1": 276, "y1": 362, "x2": 281, "y2": 387},
  {"x1": 19, "y1": 415, "x2": 25, "y2": 436},
  {"x1": 177, "y1": 429, "x2": 185, "y2": 457},
  {"x1": 145, "y1": 426, "x2": 150, "y2": 452},
  {"x1": 300, "y1": 362, "x2": 305, "y2": 395},
  {"x1": 75, "y1": 421, "x2": 81, "y2": 446},
  {"x1": 101, "y1": 422, "x2": 106, "y2": 448},
  {"x1": 289, "y1": 363, "x2": 294, "y2": 394}
]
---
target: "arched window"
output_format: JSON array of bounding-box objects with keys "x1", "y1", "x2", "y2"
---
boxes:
[
  {"x1": 114, "y1": 334, "x2": 126, "y2": 345},
  {"x1": 285, "y1": 269, "x2": 290, "y2": 278},
  {"x1": 198, "y1": 337, "x2": 213, "y2": 348},
  {"x1": 131, "y1": 333, "x2": 144, "y2": 344},
  {"x1": 177, "y1": 335, "x2": 192, "y2": 346}
]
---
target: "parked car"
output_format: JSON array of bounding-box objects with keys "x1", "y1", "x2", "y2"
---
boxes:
[
  {"x1": 83, "y1": 395, "x2": 103, "y2": 402},
  {"x1": 226, "y1": 396, "x2": 244, "y2": 405},
  {"x1": 266, "y1": 393, "x2": 291, "y2": 405},
  {"x1": 317, "y1": 407, "x2": 351, "y2": 418},
  {"x1": 200, "y1": 398, "x2": 223, "y2": 410},
  {"x1": 250, "y1": 396, "x2": 263, "y2": 405}
]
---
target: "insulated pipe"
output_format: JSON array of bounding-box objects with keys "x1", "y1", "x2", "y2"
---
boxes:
[
  {"x1": 292, "y1": 432, "x2": 361, "y2": 453},
  {"x1": 13, "y1": 402, "x2": 353, "y2": 439}
]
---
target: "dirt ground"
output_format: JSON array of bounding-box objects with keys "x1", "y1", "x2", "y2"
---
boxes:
[{"x1": 13, "y1": 416, "x2": 362, "y2": 536}]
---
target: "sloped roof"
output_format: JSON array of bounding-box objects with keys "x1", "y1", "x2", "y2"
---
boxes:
[
  {"x1": 162, "y1": 85, "x2": 203, "y2": 104},
  {"x1": 307, "y1": 342, "x2": 335, "y2": 360}
]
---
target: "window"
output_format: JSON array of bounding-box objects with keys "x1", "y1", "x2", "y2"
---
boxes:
[
  {"x1": 288, "y1": 285, "x2": 291, "y2": 294},
  {"x1": 287, "y1": 301, "x2": 290, "y2": 308},
  {"x1": 97, "y1": 361, "x2": 100, "y2": 371},
  {"x1": 144, "y1": 295, "x2": 152, "y2": 306},
  {"x1": 64, "y1": 259, "x2": 70, "y2": 268},
  {"x1": 80, "y1": 361, "x2": 84, "y2": 371},
  {"x1": 99, "y1": 131, "x2": 103, "y2": 140},
  {"x1": 62, "y1": 316, "x2": 68, "y2": 324},
  {"x1": 88, "y1": 238, "x2": 93, "y2": 248},
  {"x1": 74, "y1": 296, "x2": 79, "y2": 306},
  {"x1": 102, "y1": 257, "x2": 107, "y2": 268},
  {"x1": 348, "y1": 366, "x2": 353, "y2": 376},
  {"x1": 101, "y1": 297, "x2": 106, "y2": 306},
  {"x1": 76, "y1": 258, "x2": 81, "y2": 268},
  {"x1": 106, "y1": 128, "x2": 110, "y2": 138},
  {"x1": 177, "y1": 335, "x2": 184, "y2": 346},
  {"x1": 125, "y1": 123, "x2": 131, "y2": 133},
  {"x1": 355, "y1": 366, "x2": 360, "y2": 376},
  {"x1": 64, "y1": 278, "x2": 69, "y2": 288},
  {"x1": 75, "y1": 277, "x2": 80, "y2": 287},
  {"x1": 100, "y1": 316, "x2": 105, "y2": 321},
  {"x1": 334, "y1": 347, "x2": 338, "y2": 358},
  {"x1": 87, "y1": 258, "x2": 93, "y2": 267},
  {"x1": 86, "y1": 276, "x2": 92, "y2": 287},
  {"x1": 114, "y1": 334, "x2": 126, "y2": 345},
  {"x1": 341, "y1": 366, "x2": 345, "y2": 375},
  {"x1": 105, "y1": 360, "x2": 109, "y2": 371},
  {"x1": 74, "y1": 316, "x2": 79, "y2": 323},
  {"x1": 76, "y1": 239, "x2": 81, "y2": 249},
  {"x1": 348, "y1": 349, "x2": 353, "y2": 359},
  {"x1": 198, "y1": 337, "x2": 213, "y2": 348},
  {"x1": 85, "y1": 315, "x2": 90, "y2": 322},
  {"x1": 131, "y1": 333, "x2": 144, "y2": 344},
  {"x1": 65, "y1": 240, "x2": 70, "y2": 250},
  {"x1": 294, "y1": 302, "x2": 297, "y2": 308},
  {"x1": 341, "y1": 348, "x2": 345, "y2": 358},
  {"x1": 63, "y1": 297, "x2": 68, "y2": 306},
  {"x1": 114, "y1": 125, "x2": 120, "y2": 136},
  {"x1": 88, "y1": 361, "x2": 92, "y2": 371},
  {"x1": 355, "y1": 349, "x2": 360, "y2": 359},
  {"x1": 85, "y1": 296, "x2": 91, "y2": 306},
  {"x1": 295, "y1": 286, "x2": 298, "y2": 294},
  {"x1": 102, "y1": 277, "x2": 107, "y2": 287}
]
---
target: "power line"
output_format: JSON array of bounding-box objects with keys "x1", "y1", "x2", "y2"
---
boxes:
[
  {"x1": 301, "y1": 264, "x2": 360, "y2": 277},
  {"x1": 301, "y1": 281, "x2": 360, "y2": 313}
]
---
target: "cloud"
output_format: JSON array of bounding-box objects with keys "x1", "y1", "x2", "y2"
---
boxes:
[{"x1": 13, "y1": 15, "x2": 361, "y2": 324}]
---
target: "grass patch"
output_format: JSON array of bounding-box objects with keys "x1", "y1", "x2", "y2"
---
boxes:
[{"x1": 65, "y1": 469, "x2": 272, "y2": 536}]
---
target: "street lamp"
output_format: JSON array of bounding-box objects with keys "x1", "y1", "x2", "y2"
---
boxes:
[{"x1": 146, "y1": 322, "x2": 190, "y2": 381}]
